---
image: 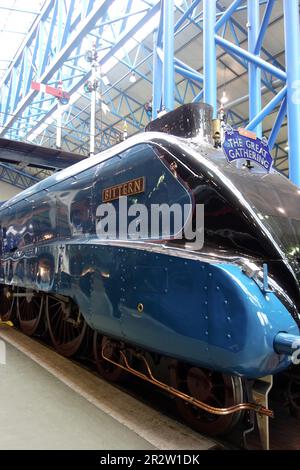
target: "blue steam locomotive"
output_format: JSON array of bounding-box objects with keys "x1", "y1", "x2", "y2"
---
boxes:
[{"x1": 1, "y1": 103, "x2": 300, "y2": 448}]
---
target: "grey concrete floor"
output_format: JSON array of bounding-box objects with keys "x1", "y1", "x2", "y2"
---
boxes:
[{"x1": 0, "y1": 342, "x2": 154, "y2": 450}]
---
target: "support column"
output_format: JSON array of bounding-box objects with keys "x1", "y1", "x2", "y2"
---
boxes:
[
  {"x1": 152, "y1": 31, "x2": 163, "y2": 119},
  {"x1": 162, "y1": 0, "x2": 174, "y2": 112},
  {"x1": 90, "y1": 84, "x2": 96, "y2": 156},
  {"x1": 284, "y1": 0, "x2": 300, "y2": 186},
  {"x1": 56, "y1": 100, "x2": 62, "y2": 149},
  {"x1": 203, "y1": 0, "x2": 217, "y2": 118},
  {"x1": 248, "y1": 0, "x2": 262, "y2": 138},
  {"x1": 90, "y1": 46, "x2": 97, "y2": 157}
]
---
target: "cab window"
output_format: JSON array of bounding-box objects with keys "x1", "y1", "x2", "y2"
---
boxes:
[{"x1": 93, "y1": 143, "x2": 192, "y2": 240}]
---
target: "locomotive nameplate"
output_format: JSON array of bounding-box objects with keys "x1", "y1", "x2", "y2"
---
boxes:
[
  {"x1": 102, "y1": 177, "x2": 145, "y2": 202},
  {"x1": 222, "y1": 125, "x2": 273, "y2": 172}
]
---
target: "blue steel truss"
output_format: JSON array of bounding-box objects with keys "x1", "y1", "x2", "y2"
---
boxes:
[
  {"x1": 0, "y1": 0, "x2": 299, "y2": 189},
  {"x1": 0, "y1": 163, "x2": 40, "y2": 190}
]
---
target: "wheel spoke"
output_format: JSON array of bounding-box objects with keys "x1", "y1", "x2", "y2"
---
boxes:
[
  {"x1": 93, "y1": 333, "x2": 128, "y2": 383},
  {"x1": 0, "y1": 287, "x2": 16, "y2": 322},
  {"x1": 169, "y1": 362, "x2": 244, "y2": 437},
  {"x1": 18, "y1": 289, "x2": 44, "y2": 336},
  {"x1": 46, "y1": 296, "x2": 86, "y2": 357}
]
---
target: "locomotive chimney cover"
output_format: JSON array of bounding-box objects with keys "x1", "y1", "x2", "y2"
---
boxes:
[{"x1": 145, "y1": 102, "x2": 213, "y2": 143}]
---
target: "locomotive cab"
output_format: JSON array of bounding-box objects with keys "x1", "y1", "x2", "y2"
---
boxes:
[{"x1": 147, "y1": 104, "x2": 300, "y2": 333}]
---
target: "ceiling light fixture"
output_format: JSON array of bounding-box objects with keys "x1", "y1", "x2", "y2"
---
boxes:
[
  {"x1": 101, "y1": 75, "x2": 109, "y2": 86},
  {"x1": 101, "y1": 102, "x2": 110, "y2": 115},
  {"x1": 220, "y1": 90, "x2": 229, "y2": 105},
  {"x1": 129, "y1": 72, "x2": 137, "y2": 83}
]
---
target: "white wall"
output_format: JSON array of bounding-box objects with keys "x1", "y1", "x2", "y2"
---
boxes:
[{"x1": 0, "y1": 182, "x2": 21, "y2": 202}]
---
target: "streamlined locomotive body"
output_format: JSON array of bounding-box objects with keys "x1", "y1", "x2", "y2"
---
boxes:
[{"x1": 1, "y1": 104, "x2": 300, "y2": 447}]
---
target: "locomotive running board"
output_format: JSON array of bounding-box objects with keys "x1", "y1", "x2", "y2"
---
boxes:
[{"x1": 102, "y1": 346, "x2": 274, "y2": 419}]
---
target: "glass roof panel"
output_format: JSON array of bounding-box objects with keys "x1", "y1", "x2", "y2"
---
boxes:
[{"x1": 0, "y1": 0, "x2": 44, "y2": 79}]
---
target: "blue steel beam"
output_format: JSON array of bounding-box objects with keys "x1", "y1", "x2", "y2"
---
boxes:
[
  {"x1": 57, "y1": 0, "x2": 76, "y2": 51},
  {"x1": 246, "y1": 86, "x2": 287, "y2": 132},
  {"x1": 268, "y1": 96, "x2": 287, "y2": 150},
  {"x1": 0, "y1": 0, "x2": 246, "y2": 147},
  {"x1": 174, "y1": 65, "x2": 203, "y2": 83},
  {"x1": 174, "y1": 58, "x2": 204, "y2": 81},
  {"x1": 39, "y1": 0, "x2": 59, "y2": 77},
  {"x1": 216, "y1": 0, "x2": 284, "y2": 72},
  {"x1": 0, "y1": 163, "x2": 40, "y2": 190},
  {"x1": 152, "y1": 30, "x2": 162, "y2": 119},
  {"x1": 254, "y1": 0, "x2": 276, "y2": 55},
  {"x1": 162, "y1": 0, "x2": 174, "y2": 111},
  {"x1": 20, "y1": 2, "x2": 161, "y2": 141},
  {"x1": 174, "y1": 0, "x2": 279, "y2": 112},
  {"x1": 0, "y1": 0, "x2": 55, "y2": 88},
  {"x1": 203, "y1": 0, "x2": 217, "y2": 118},
  {"x1": 174, "y1": 0, "x2": 201, "y2": 32},
  {"x1": 21, "y1": 21, "x2": 254, "y2": 150},
  {"x1": 63, "y1": 70, "x2": 203, "y2": 153},
  {"x1": 215, "y1": 0, "x2": 243, "y2": 31},
  {"x1": 283, "y1": 0, "x2": 300, "y2": 187},
  {"x1": 0, "y1": 0, "x2": 293, "y2": 179},
  {"x1": 213, "y1": 3, "x2": 283, "y2": 122},
  {"x1": 61, "y1": 55, "x2": 204, "y2": 151},
  {"x1": 157, "y1": 47, "x2": 205, "y2": 87},
  {"x1": 215, "y1": 35, "x2": 287, "y2": 81},
  {"x1": 79, "y1": 76, "x2": 201, "y2": 146},
  {"x1": 192, "y1": 89, "x2": 204, "y2": 103},
  {"x1": 0, "y1": 0, "x2": 115, "y2": 135},
  {"x1": 248, "y1": 0, "x2": 262, "y2": 137}
]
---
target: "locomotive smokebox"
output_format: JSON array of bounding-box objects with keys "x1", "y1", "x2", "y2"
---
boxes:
[{"x1": 145, "y1": 102, "x2": 213, "y2": 144}]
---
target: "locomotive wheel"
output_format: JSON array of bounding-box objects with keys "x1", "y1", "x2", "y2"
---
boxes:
[
  {"x1": 46, "y1": 295, "x2": 87, "y2": 357},
  {"x1": 169, "y1": 361, "x2": 244, "y2": 436},
  {"x1": 17, "y1": 289, "x2": 44, "y2": 336},
  {"x1": 0, "y1": 286, "x2": 16, "y2": 322},
  {"x1": 93, "y1": 332, "x2": 128, "y2": 383},
  {"x1": 288, "y1": 376, "x2": 300, "y2": 418}
]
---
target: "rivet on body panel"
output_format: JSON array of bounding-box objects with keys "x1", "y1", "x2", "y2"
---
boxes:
[{"x1": 137, "y1": 303, "x2": 144, "y2": 313}]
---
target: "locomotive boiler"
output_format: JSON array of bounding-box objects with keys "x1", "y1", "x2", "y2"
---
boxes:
[{"x1": 1, "y1": 103, "x2": 300, "y2": 449}]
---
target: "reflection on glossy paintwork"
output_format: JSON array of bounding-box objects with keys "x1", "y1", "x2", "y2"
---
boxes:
[{"x1": 0, "y1": 128, "x2": 299, "y2": 379}]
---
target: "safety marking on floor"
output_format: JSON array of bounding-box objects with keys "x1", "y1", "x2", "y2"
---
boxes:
[{"x1": 0, "y1": 326, "x2": 218, "y2": 450}]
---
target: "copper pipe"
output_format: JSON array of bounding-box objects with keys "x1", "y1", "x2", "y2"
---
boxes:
[{"x1": 102, "y1": 347, "x2": 274, "y2": 418}]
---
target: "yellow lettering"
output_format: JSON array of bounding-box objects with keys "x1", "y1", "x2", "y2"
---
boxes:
[
  {"x1": 134, "y1": 179, "x2": 142, "y2": 192},
  {"x1": 122, "y1": 183, "x2": 128, "y2": 195},
  {"x1": 103, "y1": 189, "x2": 110, "y2": 202},
  {"x1": 102, "y1": 177, "x2": 145, "y2": 202},
  {"x1": 111, "y1": 187, "x2": 117, "y2": 199}
]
